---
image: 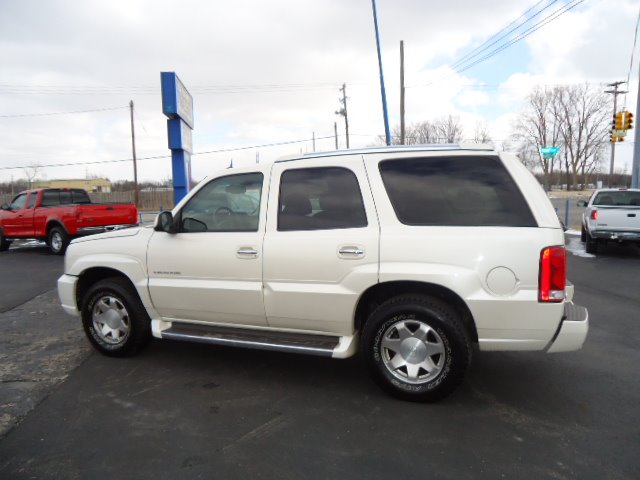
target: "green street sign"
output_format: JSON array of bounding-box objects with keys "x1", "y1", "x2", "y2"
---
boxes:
[{"x1": 539, "y1": 146, "x2": 560, "y2": 159}]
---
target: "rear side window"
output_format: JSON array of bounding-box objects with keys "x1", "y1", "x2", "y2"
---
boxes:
[
  {"x1": 60, "y1": 191, "x2": 72, "y2": 204},
  {"x1": 71, "y1": 190, "x2": 91, "y2": 204},
  {"x1": 278, "y1": 167, "x2": 367, "y2": 231},
  {"x1": 40, "y1": 190, "x2": 61, "y2": 207},
  {"x1": 379, "y1": 156, "x2": 536, "y2": 227}
]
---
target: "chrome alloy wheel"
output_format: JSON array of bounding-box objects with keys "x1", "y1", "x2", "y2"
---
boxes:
[
  {"x1": 381, "y1": 319, "x2": 446, "y2": 384},
  {"x1": 50, "y1": 231, "x2": 63, "y2": 252},
  {"x1": 91, "y1": 295, "x2": 131, "y2": 345}
]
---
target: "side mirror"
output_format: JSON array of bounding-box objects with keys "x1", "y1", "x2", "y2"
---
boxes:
[
  {"x1": 154, "y1": 211, "x2": 176, "y2": 233},
  {"x1": 576, "y1": 200, "x2": 588, "y2": 207},
  {"x1": 0, "y1": 204, "x2": 8, "y2": 210}
]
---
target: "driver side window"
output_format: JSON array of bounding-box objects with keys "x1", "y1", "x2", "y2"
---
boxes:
[
  {"x1": 180, "y1": 172, "x2": 263, "y2": 233},
  {"x1": 9, "y1": 194, "x2": 27, "y2": 210}
]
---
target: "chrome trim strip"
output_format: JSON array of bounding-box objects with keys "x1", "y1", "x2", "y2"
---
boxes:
[{"x1": 162, "y1": 331, "x2": 334, "y2": 357}]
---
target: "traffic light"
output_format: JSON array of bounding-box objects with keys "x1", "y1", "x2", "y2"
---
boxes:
[
  {"x1": 624, "y1": 111, "x2": 634, "y2": 130},
  {"x1": 610, "y1": 131, "x2": 618, "y2": 143},
  {"x1": 614, "y1": 111, "x2": 624, "y2": 129}
]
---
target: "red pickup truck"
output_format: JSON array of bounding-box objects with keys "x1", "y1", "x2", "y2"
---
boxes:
[{"x1": 0, "y1": 188, "x2": 138, "y2": 255}]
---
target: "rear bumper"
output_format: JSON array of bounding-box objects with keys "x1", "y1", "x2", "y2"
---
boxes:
[
  {"x1": 547, "y1": 302, "x2": 589, "y2": 353},
  {"x1": 58, "y1": 274, "x2": 80, "y2": 317},
  {"x1": 591, "y1": 230, "x2": 640, "y2": 241}
]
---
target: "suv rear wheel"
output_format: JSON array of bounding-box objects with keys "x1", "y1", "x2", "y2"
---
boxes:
[{"x1": 361, "y1": 294, "x2": 471, "y2": 402}]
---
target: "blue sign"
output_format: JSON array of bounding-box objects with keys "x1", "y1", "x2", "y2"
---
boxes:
[
  {"x1": 161, "y1": 72, "x2": 194, "y2": 204},
  {"x1": 167, "y1": 118, "x2": 192, "y2": 153},
  {"x1": 161, "y1": 72, "x2": 194, "y2": 129}
]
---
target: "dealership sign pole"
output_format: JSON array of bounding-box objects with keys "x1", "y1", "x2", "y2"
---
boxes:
[{"x1": 161, "y1": 72, "x2": 194, "y2": 204}]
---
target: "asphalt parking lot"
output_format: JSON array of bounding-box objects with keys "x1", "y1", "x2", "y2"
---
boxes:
[{"x1": 0, "y1": 236, "x2": 638, "y2": 479}]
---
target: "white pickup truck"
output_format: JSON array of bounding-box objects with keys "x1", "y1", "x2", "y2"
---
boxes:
[
  {"x1": 58, "y1": 145, "x2": 588, "y2": 402},
  {"x1": 579, "y1": 188, "x2": 640, "y2": 254}
]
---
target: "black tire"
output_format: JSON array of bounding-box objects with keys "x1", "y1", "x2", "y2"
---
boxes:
[
  {"x1": 585, "y1": 230, "x2": 598, "y2": 254},
  {"x1": 81, "y1": 277, "x2": 151, "y2": 357},
  {"x1": 48, "y1": 226, "x2": 69, "y2": 255},
  {"x1": 361, "y1": 294, "x2": 471, "y2": 402},
  {"x1": 0, "y1": 230, "x2": 10, "y2": 252},
  {"x1": 580, "y1": 225, "x2": 586, "y2": 242}
]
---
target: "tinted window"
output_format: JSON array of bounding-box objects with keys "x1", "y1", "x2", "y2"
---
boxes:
[
  {"x1": 72, "y1": 190, "x2": 91, "y2": 204},
  {"x1": 26, "y1": 193, "x2": 37, "y2": 209},
  {"x1": 41, "y1": 190, "x2": 60, "y2": 207},
  {"x1": 379, "y1": 156, "x2": 536, "y2": 227},
  {"x1": 9, "y1": 193, "x2": 27, "y2": 210},
  {"x1": 593, "y1": 191, "x2": 640, "y2": 206},
  {"x1": 278, "y1": 167, "x2": 367, "y2": 231},
  {"x1": 60, "y1": 190, "x2": 72, "y2": 205},
  {"x1": 181, "y1": 172, "x2": 263, "y2": 232}
]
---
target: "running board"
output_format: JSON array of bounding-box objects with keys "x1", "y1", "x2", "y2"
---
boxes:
[{"x1": 161, "y1": 323, "x2": 340, "y2": 357}]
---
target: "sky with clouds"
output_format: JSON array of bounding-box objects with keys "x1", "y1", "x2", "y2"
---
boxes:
[{"x1": 0, "y1": 0, "x2": 638, "y2": 184}]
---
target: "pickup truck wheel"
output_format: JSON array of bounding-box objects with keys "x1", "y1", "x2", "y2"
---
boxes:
[
  {"x1": 361, "y1": 295, "x2": 471, "y2": 402},
  {"x1": 585, "y1": 231, "x2": 598, "y2": 254},
  {"x1": 0, "y1": 231, "x2": 10, "y2": 252},
  {"x1": 81, "y1": 278, "x2": 151, "y2": 357},
  {"x1": 49, "y1": 227, "x2": 69, "y2": 255},
  {"x1": 580, "y1": 226, "x2": 586, "y2": 242}
]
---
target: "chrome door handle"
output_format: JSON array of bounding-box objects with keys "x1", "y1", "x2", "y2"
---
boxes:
[
  {"x1": 237, "y1": 247, "x2": 258, "y2": 258},
  {"x1": 338, "y1": 246, "x2": 365, "y2": 257}
]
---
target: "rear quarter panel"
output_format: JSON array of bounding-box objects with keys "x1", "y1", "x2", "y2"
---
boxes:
[{"x1": 363, "y1": 150, "x2": 565, "y2": 351}]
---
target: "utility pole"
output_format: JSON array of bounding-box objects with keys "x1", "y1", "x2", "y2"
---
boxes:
[
  {"x1": 400, "y1": 40, "x2": 406, "y2": 145},
  {"x1": 633, "y1": 61, "x2": 640, "y2": 188},
  {"x1": 312, "y1": 131, "x2": 316, "y2": 152},
  {"x1": 129, "y1": 100, "x2": 139, "y2": 207},
  {"x1": 334, "y1": 122, "x2": 339, "y2": 149},
  {"x1": 256, "y1": 151, "x2": 259, "y2": 164},
  {"x1": 604, "y1": 82, "x2": 627, "y2": 187},
  {"x1": 335, "y1": 84, "x2": 350, "y2": 149}
]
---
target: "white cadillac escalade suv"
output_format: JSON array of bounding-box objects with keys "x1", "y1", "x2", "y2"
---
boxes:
[{"x1": 58, "y1": 145, "x2": 588, "y2": 402}]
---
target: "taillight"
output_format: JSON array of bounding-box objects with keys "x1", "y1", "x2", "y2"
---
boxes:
[
  {"x1": 539, "y1": 246, "x2": 566, "y2": 303},
  {"x1": 590, "y1": 210, "x2": 598, "y2": 220}
]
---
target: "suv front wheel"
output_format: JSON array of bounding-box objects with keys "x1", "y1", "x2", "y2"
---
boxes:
[
  {"x1": 81, "y1": 277, "x2": 151, "y2": 357},
  {"x1": 362, "y1": 294, "x2": 471, "y2": 402}
]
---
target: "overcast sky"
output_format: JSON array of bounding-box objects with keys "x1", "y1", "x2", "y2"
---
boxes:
[{"x1": 0, "y1": 0, "x2": 638, "y2": 184}]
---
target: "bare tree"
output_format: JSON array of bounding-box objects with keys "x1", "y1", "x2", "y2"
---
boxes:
[
  {"x1": 379, "y1": 115, "x2": 464, "y2": 145},
  {"x1": 512, "y1": 84, "x2": 609, "y2": 190},
  {"x1": 23, "y1": 163, "x2": 41, "y2": 189},
  {"x1": 512, "y1": 87, "x2": 562, "y2": 190},
  {"x1": 435, "y1": 114, "x2": 464, "y2": 143},
  {"x1": 383, "y1": 121, "x2": 439, "y2": 145},
  {"x1": 552, "y1": 84, "x2": 609, "y2": 190},
  {"x1": 472, "y1": 121, "x2": 493, "y2": 145}
]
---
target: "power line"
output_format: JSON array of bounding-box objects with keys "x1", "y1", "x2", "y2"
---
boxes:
[
  {"x1": 0, "y1": 136, "x2": 336, "y2": 171},
  {"x1": 0, "y1": 82, "x2": 365, "y2": 96},
  {"x1": 453, "y1": 0, "x2": 585, "y2": 76},
  {"x1": 449, "y1": 0, "x2": 560, "y2": 71},
  {"x1": 415, "y1": 0, "x2": 585, "y2": 88},
  {"x1": 0, "y1": 105, "x2": 128, "y2": 118}
]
